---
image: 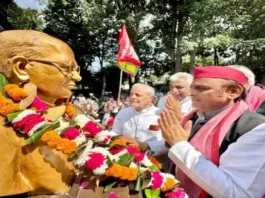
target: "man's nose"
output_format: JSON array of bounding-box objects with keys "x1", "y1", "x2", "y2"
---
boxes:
[
  {"x1": 71, "y1": 71, "x2": 82, "y2": 81},
  {"x1": 190, "y1": 88, "x2": 197, "y2": 96},
  {"x1": 173, "y1": 88, "x2": 179, "y2": 94}
]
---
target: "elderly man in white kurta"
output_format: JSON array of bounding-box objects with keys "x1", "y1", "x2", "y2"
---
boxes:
[
  {"x1": 157, "y1": 72, "x2": 193, "y2": 116},
  {"x1": 112, "y1": 83, "x2": 166, "y2": 156},
  {"x1": 159, "y1": 66, "x2": 265, "y2": 198}
]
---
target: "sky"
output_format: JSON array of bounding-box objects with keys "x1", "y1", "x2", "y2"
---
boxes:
[{"x1": 14, "y1": 0, "x2": 45, "y2": 10}]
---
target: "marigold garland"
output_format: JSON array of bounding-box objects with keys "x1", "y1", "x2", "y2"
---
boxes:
[
  {"x1": 0, "y1": 93, "x2": 19, "y2": 116},
  {"x1": 109, "y1": 139, "x2": 127, "y2": 149},
  {"x1": 148, "y1": 156, "x2": 162, "y2": 169},
  {"x1": 105, "y1": 164, "x2": 138, "y2": 181},
  {"x1": 41, "y1": 130, "x2": 77, "y2": 154},
  {"x1": 65, "y1": 102, "x2": 74, "y2": 119},
  {"x1": 161, "y1": 177, "x2": 178, "y2": 192},
  {"x1": 4, "y1": 84, "x2": 28, "y2": 101}
]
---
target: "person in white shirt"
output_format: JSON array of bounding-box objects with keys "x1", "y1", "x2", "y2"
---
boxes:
[
  {"x1": 112, "y1": 83, "x2": 166, "y2": 156},
  {"x1": 159, "y1": 66, "x2": 265, "y2": 198},
  {"x1": 157, "y1": 72, "x2": 193, "y2": 116}
]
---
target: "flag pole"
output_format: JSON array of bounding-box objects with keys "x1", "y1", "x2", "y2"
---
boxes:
[{"x1": 117, "y1": 68, "x2": 123, "y2": 101}]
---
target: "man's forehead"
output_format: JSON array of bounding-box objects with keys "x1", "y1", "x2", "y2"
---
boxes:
[
  {"x1": 170, "y1": 78, "x2": 189, "y2": 85},
  {"x1": 130, "y1": 86, "x2": 146, "y2": 93},
  {"x1": 192, "y1": 78, "x2": 223, "y2": 86}
]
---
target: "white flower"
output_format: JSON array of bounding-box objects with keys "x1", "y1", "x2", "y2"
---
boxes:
[
  {"x1": 140, "y1": 156, "x2": 153, "y2": 167},
  {"x1": 94, "y1": 131, "x2": 117, "y2": 144},
  {"x1": 73, "y1": 134, "x2": 86, "y2": 146},
  {"x1": 55, "y1": 118, "x2": 70, "y2": 134},
  {"x1": 74, "y1": 140, "x2": 93, "y2": 166},
  {"x1": 92, "y1": 160, "x2": 108, "y2": 175},
  {"x1": 12, "y1": 109, "x2": 36, "y2": 123},
  {"x1": 28, "y1": 121, "x2": 47, "y2": 136},
  {"x1": 90, "y1": 147, "x2": 111, "y2": 157},
  {"x1": 74, "y1": 114, "x2": 91, "y2": 128},
  {"x1": 129, "y1": 162, "x2": 138, "y2": 169}
]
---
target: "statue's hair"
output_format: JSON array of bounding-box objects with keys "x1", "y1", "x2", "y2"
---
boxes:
[{"x1": 0, "y1": 30, "x2": 70, "y2": 75}]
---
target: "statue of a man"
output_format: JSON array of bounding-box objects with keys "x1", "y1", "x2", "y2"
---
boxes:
[{"x1": 0, "y1": 30, "x2": 81, "y2": 196}]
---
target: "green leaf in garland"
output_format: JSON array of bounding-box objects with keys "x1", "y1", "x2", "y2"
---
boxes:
[
  {"x1": 117, "y1": 153, "x2": 135, "y2": 167},
  {"x1": 135, "y1": 176, "x2": 143, "y2": 192},
  {"x1": 106, "y1": 154, "x2": 114, "y2": 166},
  {"x1": 144, "y1": 189, "x2": 161, "y2": 198},
  {"x1": 24, "y1": 120, "x2": 60, "y2": 145},
  {"x1": 148, "y1": 164, "x2": 160, "y2": 171},
  {"x1": 0, "y1": 73, "x2": 9, "y2": 98},
  {"x1": 6, "y1": 111, "x2": 23, "y2": 122},
  {"x1": 103, "y1": 181, "x2": 117, "y2": 192}
]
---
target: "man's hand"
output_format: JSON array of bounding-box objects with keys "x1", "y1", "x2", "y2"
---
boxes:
[
  {"x1": 118, "y1": 136, "x2": 150, "y2": 152},
  {"x1": 165, "y1": 95, "x2": 184, "y2": 121},
  {"x1": 118, "y1": 136, "x2": 140, "y2": 147},
  {"x1": 158, "y1": 110, "x2": 192, "y2": 146}
]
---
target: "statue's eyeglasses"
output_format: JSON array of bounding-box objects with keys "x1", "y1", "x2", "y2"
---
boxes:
[{"x1": 28, "y1": 58, "x2": 80, "y2": 80}]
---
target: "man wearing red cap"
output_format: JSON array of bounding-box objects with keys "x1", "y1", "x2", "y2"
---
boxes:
[{"x1": 159, "y1": 66, "x2": 265, "y2": 198}]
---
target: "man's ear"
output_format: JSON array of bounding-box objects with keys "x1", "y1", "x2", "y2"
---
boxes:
[
  {"x1": 7, "y1": 56, "x2": 30, "y2": 82},
  {"x1": 227, "y1": 85, "x2": 244, "y2": 100}
]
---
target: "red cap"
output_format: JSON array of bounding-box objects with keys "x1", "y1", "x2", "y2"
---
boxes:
[{"x1": 194, "y1": 66, "x2": 248, "y2": 85}]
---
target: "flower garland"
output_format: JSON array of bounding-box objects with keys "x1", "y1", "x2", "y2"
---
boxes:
[
  {"x1": 41, "y1": 130, "x2": 77, "y2": 154},
  {"x1": 0, "y1": 81, "x2": 188, "y2": 198},
  {"x1": 0, "y1": 93, "x2": 19, "y2": 116}
]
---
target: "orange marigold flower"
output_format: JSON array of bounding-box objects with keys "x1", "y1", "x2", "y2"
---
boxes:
[
  {"x1": 65, "y1": 102, "x2": 74, "y2": 119},
  {"x1": 148, "y1": 156, "x2": 162, "y2": 169},
  {"x1": 109, "y1": 139, "x2": 127, "y2": 149},
  {"x1": 4, "y1": 84, "x2": 18, "y2": 92},
  {"x1": 42, "y1": 130, "x2": 76, "y2": 154},
  {"x1": 47, "y1": 139, "x2": 59, "y2": 147},
  {"x1": 4, "y1": 84, "x2": 28, "y2": 101},
  {"x1": 63, "y1": 141, "x2": 77, "y2": 154},
  {"x1": 0, "y1": 93, "x2": 6, "y2": 101},
  {"x1": 127, "y1": 168, "x2": 138, "y2": 181},
  {"x1": 106, "y1": 164, "x2": 123, "y2": 178},
  {"x1": 41, "y1": 130, "x2": 58, "y2": 142},
  {"x1": 0, "y1": 98, "x2": 19, "y2": 116},
  {"x1": 161, "y1": 178, "x2": 178, "y2": 192},
  {"x1": 120, "y1": 166, "x2": 130, "y2": 180},
  {"x1": 105, "y1": 164, "x2": 138, "y2": 181}
]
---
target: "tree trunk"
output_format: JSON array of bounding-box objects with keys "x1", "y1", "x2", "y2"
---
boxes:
[
  {"x1": 174, "y1": 1, "x2": 186, "y2": 73},
  {"x1": 170, "y1": 2, "x2": 177, "y2": 74},
  {"x1": 175, "y1": 33, "x2": 183, "y2": 73},
  {"x1": 101, "y1": 72, "x2": 106, "y2": 96},
  {"x1": 214, "y1": 48, "x2": 219, "y2": 65},
  {"x1": 189, "y1": 49, "x2": 196, "y2": 73},
  {"x1": 100, "y1": 40, "x2": 106, "y2": 97}
]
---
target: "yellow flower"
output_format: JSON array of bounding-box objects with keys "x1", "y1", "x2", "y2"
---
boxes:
[{"x1": 161, "y1": 177, "x2": 178, "y2": 192}]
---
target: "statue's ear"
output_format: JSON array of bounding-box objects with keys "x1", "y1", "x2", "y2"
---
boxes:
[{"x1": 7, "y1": 56, "x2": 30, "y2": 82}]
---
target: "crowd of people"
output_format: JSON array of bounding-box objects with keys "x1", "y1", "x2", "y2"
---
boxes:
[{"x1": 74, "y1": 65, "x2": 265, "y2": 197}]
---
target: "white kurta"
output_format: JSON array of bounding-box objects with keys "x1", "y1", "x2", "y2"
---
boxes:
[
  {"x1": 169, "y1": 123, "x2": 265, "y2": 198},
  {"x1": 112, "y1": 106, "x2": 167, "y2": 156},
  {"x1": 157, "y1": 96, "x2": 193, "y2": 116}
]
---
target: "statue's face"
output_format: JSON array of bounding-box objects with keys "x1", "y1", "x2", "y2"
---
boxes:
[{"x1": 25, "y1": 42, "x2": 81, "y2": 104}]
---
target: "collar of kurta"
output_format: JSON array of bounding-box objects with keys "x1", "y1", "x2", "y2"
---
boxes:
[
  {"x1": 132, "y1": 105, "x2": 156, "y2": 114},
  {"x1": 196, "y1": 104, "x2": 233, "y2": 121}
]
